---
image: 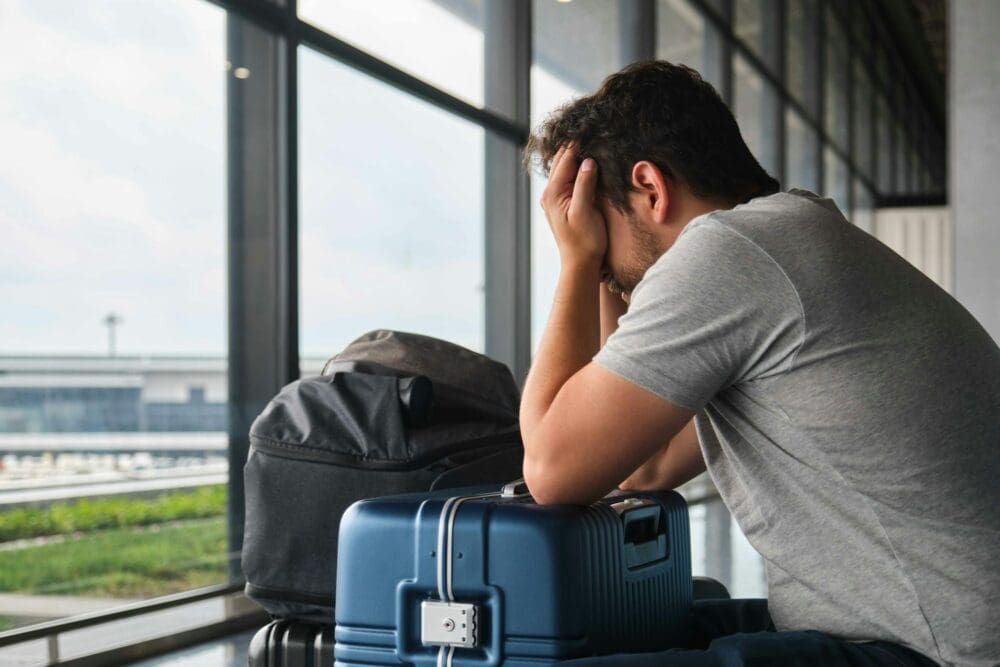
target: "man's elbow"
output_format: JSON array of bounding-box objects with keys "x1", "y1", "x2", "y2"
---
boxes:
[
  {"x1": 523, "y1": 451, "x2": 595, "y2": 506},
  {"x1": 523, "y1": 457, "x2": 567, "y2": 505}
]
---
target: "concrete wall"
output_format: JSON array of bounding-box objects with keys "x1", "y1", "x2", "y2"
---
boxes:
[{"x1": 950, "y1": 0, "x2": 1000, "y2": 342}]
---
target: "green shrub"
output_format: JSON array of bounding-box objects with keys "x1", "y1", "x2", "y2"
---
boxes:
[{"x1": 0, "y1": 485, "x2": 226, "y2": 542}]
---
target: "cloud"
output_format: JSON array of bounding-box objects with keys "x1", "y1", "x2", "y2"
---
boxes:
[{"x1": 0, "y1": 0, "x2": 226, "y2": 355}]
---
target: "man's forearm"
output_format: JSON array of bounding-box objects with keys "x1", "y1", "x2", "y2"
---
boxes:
[
  {"x1": 520, "y1": 262, "x2": 602, "y2": 440},
  {"x1": 619, "y1": 419, "x2": 705, "y2": 491},
  {"x1": 600, "y1": 284, "x2": 628, "y2": 347}
]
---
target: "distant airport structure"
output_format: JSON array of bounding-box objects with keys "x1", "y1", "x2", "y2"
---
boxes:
[
  {"x1": 0, "y1": 355, "x2": 325, "y2": 505},
  {"x1": 0, "y1": 355, "x2": 327, "y2": 437},
  {"x1": 0, "y1": 355, "x2": 229, "y2": 433}
]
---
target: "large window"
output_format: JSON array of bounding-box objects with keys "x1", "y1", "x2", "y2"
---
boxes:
[
  {"x1": 0, "y1": 0, "x2": 228, "y2": 637},
  {"x1": 824, "y1": 8, "x2": 850, "y2": 152},
  {"x1": 298, "y1": 0, "x2": 486, "y2": 111},
  {"x1": 877, "y1": 94, "x2": 893, "y2": 192},
  {"x1": 530, "y1": 0, "x2": 620, "y2": 352},
  {"x1": 298, "y1": 47, "x2": 486, "y2": 362},
  {"x1": 733, "y1": 0, "x2": 762, "y2": 59},
  {"x1": 824, "y1": 146, "x2": 851, "y2": 215},
  {"x1": 786, "y1": 108, "x2": 820, "y2": 192},
  {"x1": 853, "y1": 178, "x2": 875, "y2": 234},
  {"x1": 853, "y1": 60, "x2": 874, "y2": 180},
  {"x1": 658, "y1": 0, "x2": 705, "y2": 72},
  {"x1": 733, "y1": 54, "x2": 765, "y2": 165},
  {"x1": 786, "y1": 0, "x2": 817, "y2": 111}
]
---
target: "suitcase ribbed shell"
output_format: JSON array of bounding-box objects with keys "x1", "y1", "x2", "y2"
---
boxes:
[{"x1": 334, "y1": 486, "x2": 692, "y2": 666}]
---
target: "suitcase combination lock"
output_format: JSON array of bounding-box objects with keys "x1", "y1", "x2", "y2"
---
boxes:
[{"x1": 421, "y1": 600, "x2": 479, "y2": 649}]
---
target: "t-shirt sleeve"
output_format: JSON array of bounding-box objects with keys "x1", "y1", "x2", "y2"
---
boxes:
[{"x1": 594, "y1": 219, "x2": 804, "y2": 412}]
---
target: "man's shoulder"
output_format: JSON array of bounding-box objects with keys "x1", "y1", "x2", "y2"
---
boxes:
[
  {"x1": 666, "y1": 189, "x2": 852, "y2": 284},
  {"x1": 700, "y1": 189, "x2": 842, "y2": 234},
  {"x1": 658, "y1": 192, "x2": 819, "y2": 271}
]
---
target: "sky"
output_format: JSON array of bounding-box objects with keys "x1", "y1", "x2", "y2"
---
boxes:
[
  {"x1": 0, "y1": 0, "x2": 712, "y2": 359},
  {"x1": 0, "y1": 0, "x2": 494, "y2": 358},
  {"x1": 0, "y1": 0, "x2": 227, "y2": 356},
  {"x1": 0, "y1": 0, "x2": 559, "y2": 359}
]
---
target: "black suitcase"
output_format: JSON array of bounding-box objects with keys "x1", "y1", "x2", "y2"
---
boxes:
[{"x1": 248, "y1": 620, "x2": 335, "y2": 667}]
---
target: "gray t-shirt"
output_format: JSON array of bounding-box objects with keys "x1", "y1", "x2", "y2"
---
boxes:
[{"x1": 595, "y1": 189, "x2": 1000, "y2": 666}]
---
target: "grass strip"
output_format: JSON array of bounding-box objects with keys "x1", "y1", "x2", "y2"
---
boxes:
[
  {"x1": 0, "y1": 517, "x2": 230, "y2": 599},
  {"x1": 0, "y1": 485, "x2": 226, "y2": 542}
]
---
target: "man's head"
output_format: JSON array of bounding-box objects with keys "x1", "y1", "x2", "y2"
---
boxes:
[{"x1": 525, "y1": 60, "x2": 779, "y2": 296}]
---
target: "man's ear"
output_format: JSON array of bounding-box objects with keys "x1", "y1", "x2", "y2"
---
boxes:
[{"x1": 631, "y1": 161, "x2": 670, "y2": 225}]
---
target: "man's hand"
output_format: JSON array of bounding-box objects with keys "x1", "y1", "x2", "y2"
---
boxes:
[
  {"x1": 540, "y1": 144, "x2": 607, "y2": 271},
  {"x1": 521, "y1": 143, "x2": 693, "y2": 506},
  {"x1": 618, "y1": 419, "x2": 706, "y2": 492}
]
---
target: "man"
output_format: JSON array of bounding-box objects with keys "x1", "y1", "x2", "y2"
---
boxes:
[{"x1": 520, "y1": 61, "x2": 999, "y2": 666}]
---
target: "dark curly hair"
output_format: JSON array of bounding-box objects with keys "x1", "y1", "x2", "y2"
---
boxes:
[{"x1": 525, "y1": 60, "x2": 779, "y2": 211}]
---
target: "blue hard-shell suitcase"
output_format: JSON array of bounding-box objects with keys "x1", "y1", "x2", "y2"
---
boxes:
[{"x1": 334, "y1": 480, "x2": 692, "y2": 666}]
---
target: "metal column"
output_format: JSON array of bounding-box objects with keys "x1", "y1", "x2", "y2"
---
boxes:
[
  {"x1": 484, "y1": 0, "x2": 532, "y2": 384},
  {"x1": 619, "y1": 0, "x2": 657, "y2": 66},
  {"x1": 225, "y1": 5, "x2": 298, "y2": 580}
]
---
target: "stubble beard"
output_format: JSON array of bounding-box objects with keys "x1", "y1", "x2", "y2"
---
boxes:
[{"x1": 605, "y1": 214, "x2": 664, "y2": 298}]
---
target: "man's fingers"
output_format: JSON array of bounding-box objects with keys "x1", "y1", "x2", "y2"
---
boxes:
[
  {"x1": 550, "y1": 143, "x2": 580, "y2": 188},
  {"x1": 569, "y1": 157, "x2": 598, "y2": 215},
  {"x1": 547, "y1": 146, "x2": 568, "y2": 183},
  {"x1": 550, "y1": 144, "x2": 567, "y2": 173},
  {"x1": 541, "y1": 145, "x2": 567, "y2": 206}
]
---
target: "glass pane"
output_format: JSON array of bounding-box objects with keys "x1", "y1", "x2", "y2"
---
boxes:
[
  {"x1": 298, "y1": 47, "x2": 485, "y2": 359},
  {"x1": 852, "y1": 59, "x2": 873, "y2": 179},
  {"x1": 876, "y1": 94, "x2": 892, "y2": 193},
  {"x1": 786, "y1": 0, "x2": 817, "y2": 113},
  {"x1": 733, "y1": 0, "x2": 762, "y2": 58},
  {"x1": 658, "y1": 0, "x2": 705, "y2": 74},
  {"x1": 852, "y1": 178, "x2": 874, "y2": 234},
  {"x1": 785, "y1": 108, "x2": 820, "y2": 192},
  {"x1": 0, "y1": 0, "x2": 227, "y2": 630},
  {"x1": 894, "y1": 119, "x2": 907, "y2": 194},
  {"x1": 733, "y1": 54, "x2": 764, "y2": 164},
  {"x1": 907, "y1": 144, "x2": 919, "y2": 195},
  {"x1": 531, "y1": 0, "x2": 620, "y2": 353},
  {"x1": 824, "y1": 146, "x2": 851, "y2": 215},
  {"x1": 875, "y1": 46, "x2": 890, "y2": 89},
  {"x1": 299, "y1": 0, "x2": 486, "y2": 110},
  {"x1": 824, "y1": 8, "x2": 849, "y2": 151},
  {"x1": 533, "y1": 0, "x2": 619, "y2": 116},
  {"x1": 852, "y1": 4, "x2": 873, "y2": 63},
  {"x1": 690, "y1": 499, "x2": 767, "y2": 599}
]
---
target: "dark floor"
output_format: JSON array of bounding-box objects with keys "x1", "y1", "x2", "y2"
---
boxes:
[{"x1": 127, "y1": 628, "x2": 257, "y2": 667}]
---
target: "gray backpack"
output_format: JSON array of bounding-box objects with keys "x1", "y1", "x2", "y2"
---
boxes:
[{"x1": 241, "y1": 330, "x2": 524, "y2": 623}]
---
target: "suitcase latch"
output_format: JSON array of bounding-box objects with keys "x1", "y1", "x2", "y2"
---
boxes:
[{"x1": 421, "y1": 600, "x2": 479, "y2": 649}]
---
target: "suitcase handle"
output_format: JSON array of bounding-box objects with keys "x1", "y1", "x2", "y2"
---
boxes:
[
  {"x1": 501, "y1": 478, "x2": 530, "y2": 497},
  {"x1": 621, "y1": 504, "x2": 669, "y2": 568},
  {"x1": 500, "y1": 478, "x2": 640, "y2": 501}
]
